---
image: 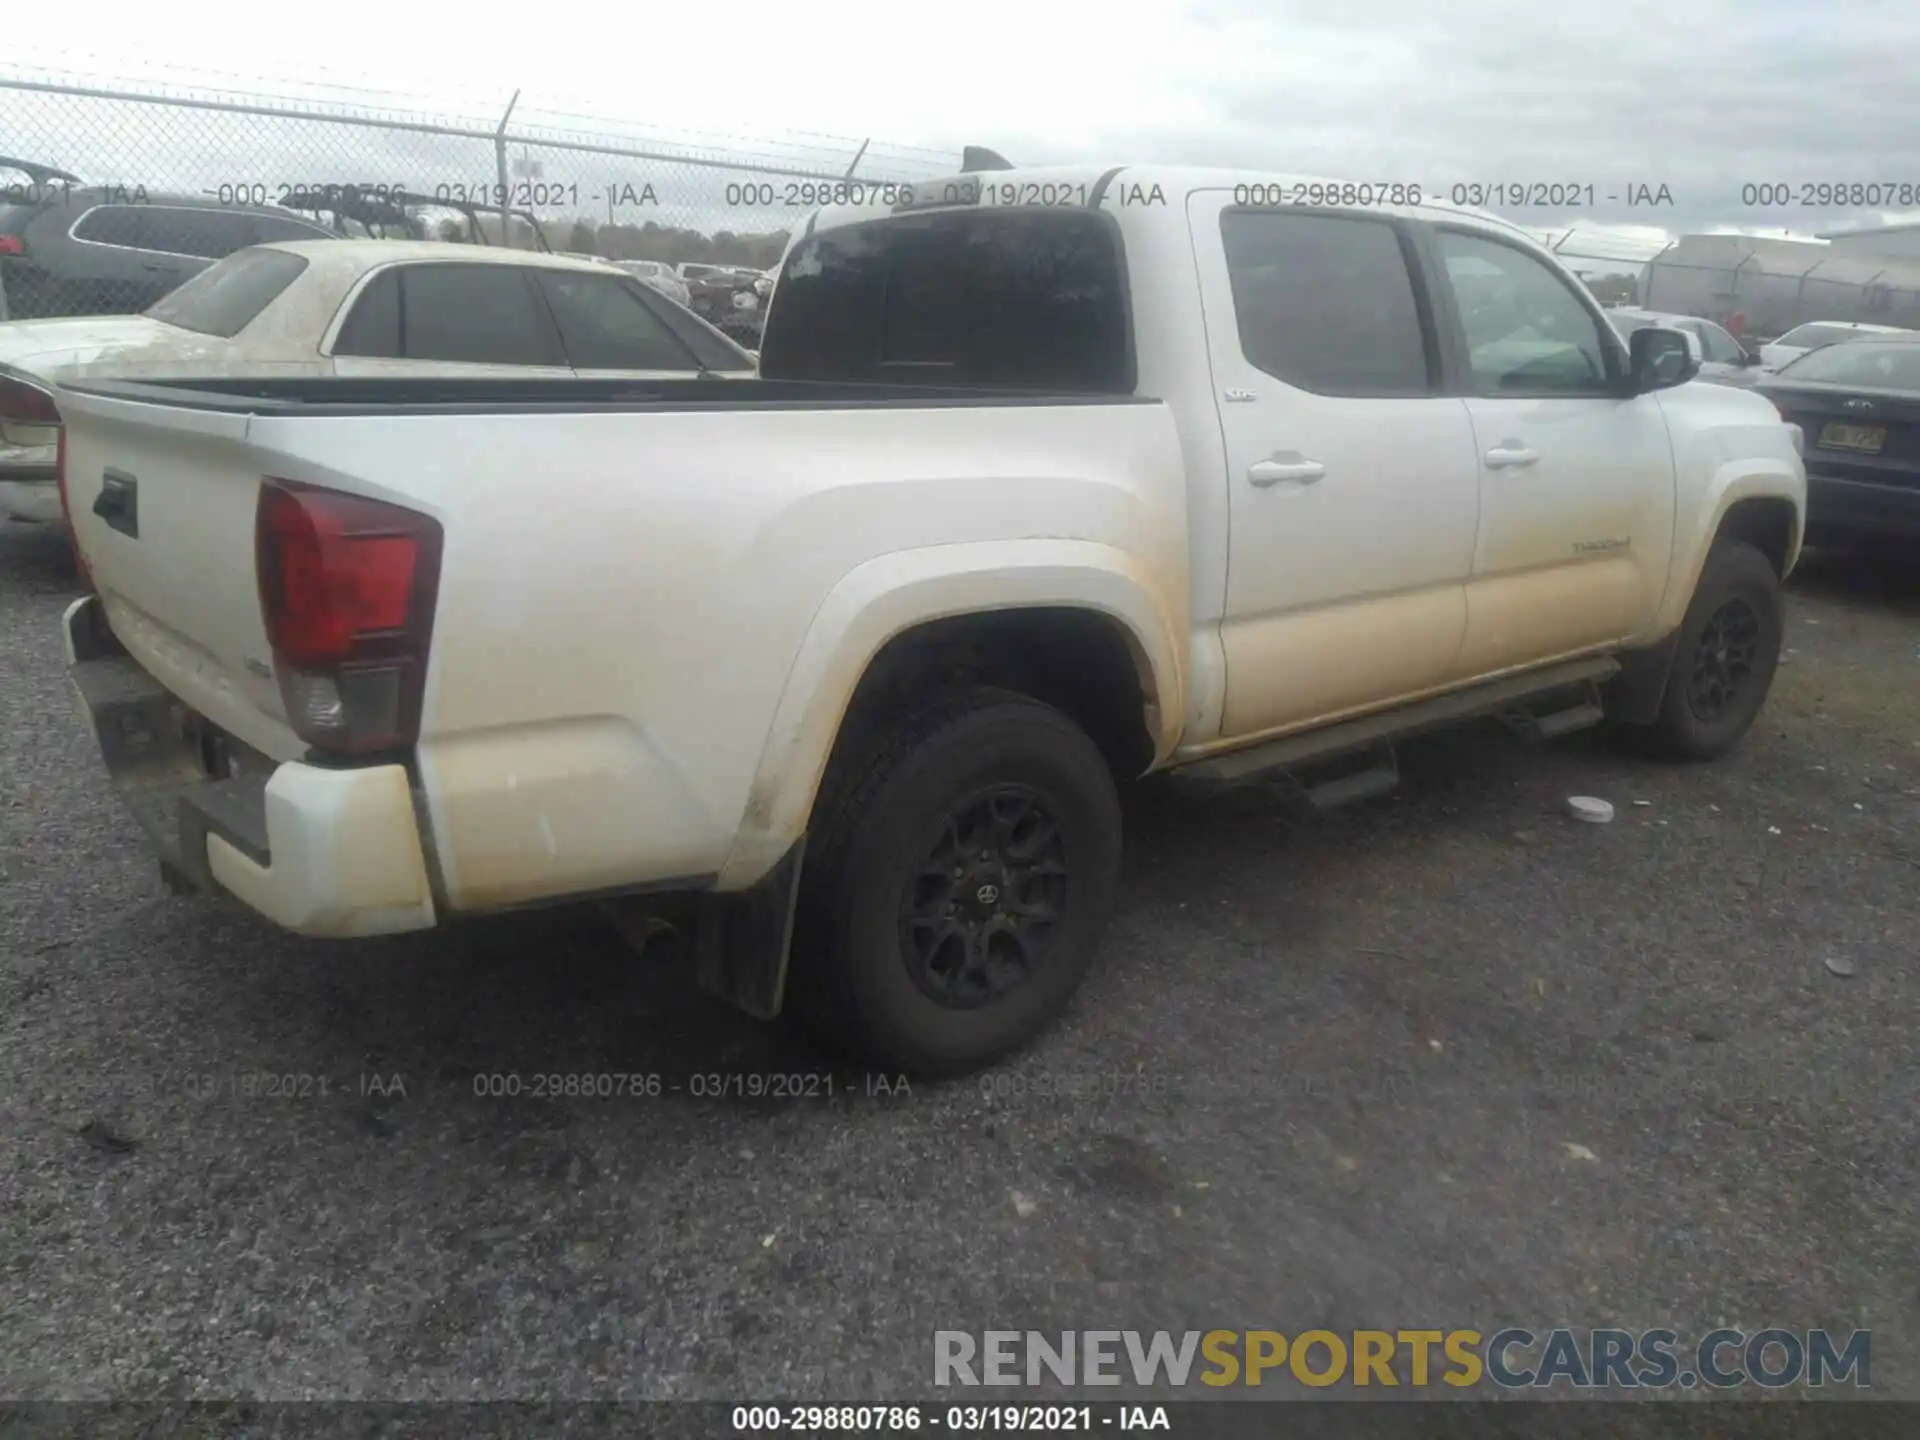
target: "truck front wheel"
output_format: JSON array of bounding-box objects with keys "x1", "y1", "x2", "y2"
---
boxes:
[
  {"x1": 790, "y1": 686, "x2": 1122, "y2": 1077},
  {"x1": 1635, "y1": 538, "x2": 1784, "y2": 760}
]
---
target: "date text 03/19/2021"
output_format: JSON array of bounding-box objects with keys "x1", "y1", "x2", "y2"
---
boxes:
[
  {"x1": 731, "y1": 1406, "x2": 1169, "y2": 1432},
  {"x1": 467, "y1": 1072, "x2": 912, "y2": 1100}
]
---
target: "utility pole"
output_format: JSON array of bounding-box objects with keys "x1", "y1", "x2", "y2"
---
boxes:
[{"x1": 494, "y1": 89, "x2": 520, "y2": 247}]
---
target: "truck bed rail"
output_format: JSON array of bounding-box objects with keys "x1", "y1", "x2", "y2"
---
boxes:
[{"x1": 55, "y1": 374, "x2": 1162, "y2": 417}]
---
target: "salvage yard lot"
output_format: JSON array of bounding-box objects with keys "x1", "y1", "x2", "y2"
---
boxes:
[{"x1": 2, "y1": 519, "x2": 1916, "y2": 1403}]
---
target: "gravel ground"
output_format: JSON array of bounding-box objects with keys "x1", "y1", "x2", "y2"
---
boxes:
[{"x1": 2, "y1": 518, "x2": 1916, "y2": 1406}]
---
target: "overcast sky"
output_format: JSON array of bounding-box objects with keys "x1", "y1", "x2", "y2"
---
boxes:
[{"x1": 9, "y1": 0, "x2": 1920, "y2": 265}]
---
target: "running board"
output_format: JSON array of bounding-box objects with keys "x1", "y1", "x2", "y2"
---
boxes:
[
  {"x1": 1170, "y1": 656, "x2": 1621, "y2": 791},
  {"x1": 1296, "y1": 746, "x2": 1401, "y2": 813},
  {"x1": 1499, "y1": 683, "x2": 1608, "y2": 743}
]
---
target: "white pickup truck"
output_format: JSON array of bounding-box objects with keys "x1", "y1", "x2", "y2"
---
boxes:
[{"x1": 51, "y1": 164, "x2": 1805, "y2": 1076}]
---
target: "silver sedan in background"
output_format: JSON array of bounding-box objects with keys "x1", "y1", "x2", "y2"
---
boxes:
[{"x1": 1606, "y1": 307, "x2": 1765, "y2": 387}]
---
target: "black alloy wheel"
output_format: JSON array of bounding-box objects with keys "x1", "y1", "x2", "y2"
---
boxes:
[
  {"x1": 1685, "y1": 596, "x2": 1762, "y2": 724},
  {"x1": 900, "y1": 784, "x2": 1069, "y2": 1009},
  {"x1": 1626, "y1": 538, "x2": 1783, "y2": 760},
  {"x1": 787, "y1": 685, "x2": 1122, "y2": 1077}
]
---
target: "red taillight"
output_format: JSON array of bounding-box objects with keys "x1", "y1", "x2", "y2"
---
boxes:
[
  {"x1": 260, "y1": 488, "x2": 420, "y2": 666},
  {"x1": 0, "y1": 376, "x2": 59, "y2": 426},
  {"x1": 0, "y1": 235, "x2": 24, "y2": 257},
  {"x1": 255, "y1": 480, "x2": 442, "y2": 755}
]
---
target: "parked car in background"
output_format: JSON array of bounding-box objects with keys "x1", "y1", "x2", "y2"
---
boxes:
[
  {"x1": 675, "y1": 262, "x2": 743, "y2": 286},
  {"x1": 676, "y1": 263, "x2": 767, "y2": 346},
  {"x1": 0, "y1": 239, "x2": 755, "y2": 527},
  {"x1": 0, "y1": 163, "x2": 337, "y2": 321},
  {"x1": 610, "y1": 259, "x2": 692, "y2": 308},
  {"x1": 1606, "y1": 307, "x2": 1762, "y2": 386},
  {"x1": 1758, "y1": 321, "x2": 1915, "y2": 373},
  {"x1": 719, "y1": 284, "x2": 766, "y2": 348},
  {"x1": 1759, "y1": 334, "x2": 1920, "y2": 549},
  {"x1": 49, "y1": 163, "x2": 1802, "y2": 1075}
]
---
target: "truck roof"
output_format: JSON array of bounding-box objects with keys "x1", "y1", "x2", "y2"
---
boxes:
[{"x1": 806, "y1": 163, "x2": 1538, "y2": 245}]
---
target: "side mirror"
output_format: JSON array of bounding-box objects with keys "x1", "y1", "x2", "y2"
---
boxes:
[
  {"x1": 1740, "y1": 348, "x2": 1762, "y2": 366},
  {"x1": 1628, "y1": 326, "x2": 1698, "y2": 393}
]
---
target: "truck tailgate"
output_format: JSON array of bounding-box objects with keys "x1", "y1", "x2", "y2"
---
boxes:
[{"x1": 55, "y1": 383, "x2": 300, "y2": 761}]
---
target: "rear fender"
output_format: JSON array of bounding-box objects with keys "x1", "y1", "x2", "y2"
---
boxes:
[{"x1": 713, "y1": 539, "x2": 1185, "y2": 890}]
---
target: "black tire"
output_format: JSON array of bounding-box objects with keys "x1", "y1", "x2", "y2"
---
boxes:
[
  {"x1": 789, "y1": 685, "x2": 1122, "y2": 1078},
  {"x1": 1635, "y1": 539, "x2": 1783, "y2": 760}
]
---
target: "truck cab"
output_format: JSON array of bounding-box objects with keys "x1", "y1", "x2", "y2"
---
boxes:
[{"x1": 770, "y1": 166, "x2": 1803, "y2": 754}]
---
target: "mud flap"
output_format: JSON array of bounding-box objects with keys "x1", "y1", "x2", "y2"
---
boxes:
[
  {"x1": 693, "y1": 838, "x2": 805, "y2": 1020},
  {"x1": 1606, "y1": 629, "x2": 1682, "y2": 726}
]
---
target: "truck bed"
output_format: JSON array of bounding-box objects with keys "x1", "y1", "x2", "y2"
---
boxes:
[{"x1": 51, "y1": 367, "x2": 1189, "y2": 917}]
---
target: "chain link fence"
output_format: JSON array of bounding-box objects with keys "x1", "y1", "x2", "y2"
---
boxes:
[
  {"x1": 1636, "y1": 247, "x2": 1920, "y2": 342},
  {"x1": 0, "y1": 70, "x2": 954, "y2": 323},
  {"x1": 12, "y1": 68, "x2": 1913, "y2": 348}
]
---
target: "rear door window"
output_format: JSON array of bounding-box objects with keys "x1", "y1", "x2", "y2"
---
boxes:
[
  {"x1": 332, "y1": 264, "x2": 563, "y2": 365},
  {"x1": 134, "y1": 207, "x2": 260, "y2": 260},
  {"x1": 1219, "y1": 210, "x2": 1434, "y2": 396},
  {"x1": 72, "y1": 205, "x2": 152, "y2": 248},
  {"x1": 759, "y1": 208, "x2": 1133, "y2": 391},
  {"x1": 332, "y1": 270, "x2": 401, "y2": 356}
]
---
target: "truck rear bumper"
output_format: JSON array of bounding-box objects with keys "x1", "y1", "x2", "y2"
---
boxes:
[{"x1": 62, "y1": 594, "x2": 438, "y2": 938}]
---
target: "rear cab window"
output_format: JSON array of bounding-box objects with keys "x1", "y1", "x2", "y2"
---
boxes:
[
  {"x1": 758, "y1": 208, "x2": 1134, "y2": 392},
  {"x1": 145, "y1": 247, "x2": 310, "y2": 337}
]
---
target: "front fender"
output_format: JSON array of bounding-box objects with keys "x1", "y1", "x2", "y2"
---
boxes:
[
  {"x1": 713, "y1": 539, "x2": 1186, "y2": 890},
  {"x1": 1646, "y1": 453, "x2": 1804, "y2": 643}
]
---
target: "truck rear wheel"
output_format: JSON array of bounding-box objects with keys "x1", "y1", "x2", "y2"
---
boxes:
[
  {"x1": 1635, "y1": 538, "x2": 1784, "y2": 760},
  {"x1": 790, "y1": 686, "x2": 1122, "y2": 1077}
]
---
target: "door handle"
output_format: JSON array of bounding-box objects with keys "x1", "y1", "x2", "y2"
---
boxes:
[
  {"x1": 1248, "y1": 456, "x2": 1326, "y2": 487},
  {"x1": 1484, "y1": 444, "x2": 1540, "y2": 470}
]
